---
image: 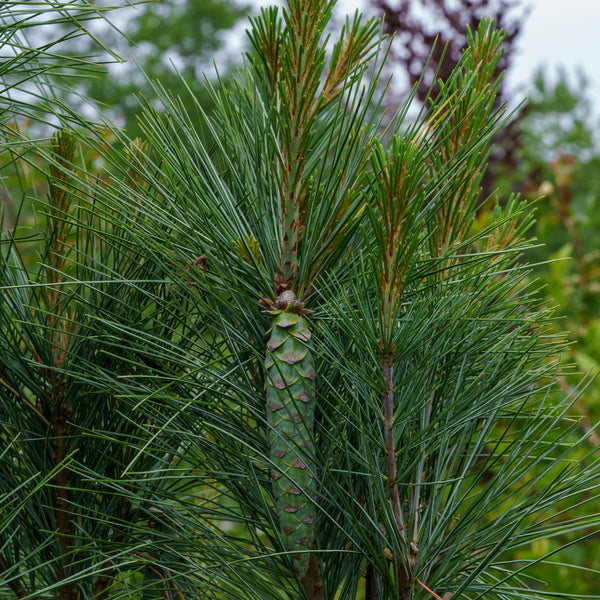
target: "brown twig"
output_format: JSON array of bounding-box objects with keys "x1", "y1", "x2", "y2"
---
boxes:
[
  {"x1": 132, "y1": 552, "x2": 186, "y2": 600},
  {"x1": 0, "y1": 378, "x2": 49, "y2": 425},
  {"x1": 382, "y1": 354, "x2": 407, "y2": 541},
  {"x1": 382, "y1": 353, "x2": 419, "y2": 600},
  {"x1": 416, "y1": 577, "x2": 444, "y2": 600}
]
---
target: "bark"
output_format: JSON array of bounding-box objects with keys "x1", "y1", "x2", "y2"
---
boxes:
[
  {"x1": 50, "y1": 382, "x2": 76, "y2": 600},
  {"x1": 381, "y1": 355, "x2": 406, "y2": 539},
  {"x1": 300, "y1": 552, "x2": 325, "y2": 600},
  {"x1": 365, "y1": 563, "x2": 378, "y2": 600},
  {"x1": 382, "y1": 354, "x2": 420, "y2": 599},
  {"x1": 0, "y1": 554, "x2": 30, "y2": 599},
  {"x1": 92, "y1": 576, "x2": 110, "y2": 600}
]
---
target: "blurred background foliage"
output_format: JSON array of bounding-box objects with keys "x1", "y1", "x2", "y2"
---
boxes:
[
  {"x1": 2, "y1": 0, "x2": 600, "y2": 595},
  {"x1": 52, "y1": 0, "x2": 250, "y2": 136}
]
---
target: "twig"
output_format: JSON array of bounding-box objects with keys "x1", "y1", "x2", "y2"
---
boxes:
[
  {"x1": 416, "y1": 577, "x2": 444, "y2": 600},
  {"x1": 382, "y1": 354, "x2": 417, "y2": 600},
  {"x1": 132, "y1": 552, "x2": 186, "y2": 600},
  {"x1": 382, "y1": 354, "x2": 407, "y2": 542},
  {"x1": 0, "y1": 378, "x2": 49, "y2": 425}
]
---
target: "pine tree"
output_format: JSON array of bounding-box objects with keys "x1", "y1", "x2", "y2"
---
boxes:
[{"x1": 2, "y1": 1, "x2": 599, "y2": 599}]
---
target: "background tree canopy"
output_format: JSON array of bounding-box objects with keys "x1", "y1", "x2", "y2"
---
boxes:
[{"x1": 59, "y1": 0, "x2": 249, "y2": 134}]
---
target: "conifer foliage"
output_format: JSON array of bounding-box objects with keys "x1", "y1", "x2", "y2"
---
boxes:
[{"x1": 1, "y1": 1, "x2": 599, "y2": 599}]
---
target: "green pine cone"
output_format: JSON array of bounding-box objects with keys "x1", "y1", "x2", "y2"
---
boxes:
[{"x1": 265, "y1": 306, "x2": 316, "y2": 577}]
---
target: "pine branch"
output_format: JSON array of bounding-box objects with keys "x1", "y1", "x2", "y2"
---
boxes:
[
  {"x1": 43, "y1": 130, "x2": 79, "y2": 600},
  {"x1": 428, "y1": 21, "x2": 507, "y2": 256},
  {"x1": 382, "y1": 354, "x2": 406, "y2": 543},
  {"x1": 382, "y1": 353, "x2": 420, "y2": 599},
  {"x1": 4, "y1": 3, "x2": 596, "y2": 599}
]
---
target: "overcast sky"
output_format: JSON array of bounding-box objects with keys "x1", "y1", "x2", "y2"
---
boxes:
[{"x1": 505, "y1": 0, "x2": 599, "y2": 100}]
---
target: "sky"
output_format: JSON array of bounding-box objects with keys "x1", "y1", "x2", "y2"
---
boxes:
[{"x1": 500, "y1": 0, "x2": 599, "y2": 106}]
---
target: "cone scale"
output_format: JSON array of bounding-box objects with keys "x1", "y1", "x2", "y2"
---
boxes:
[{"x1": 265, "y1": 290, "x2": 316, "y2": 577}]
